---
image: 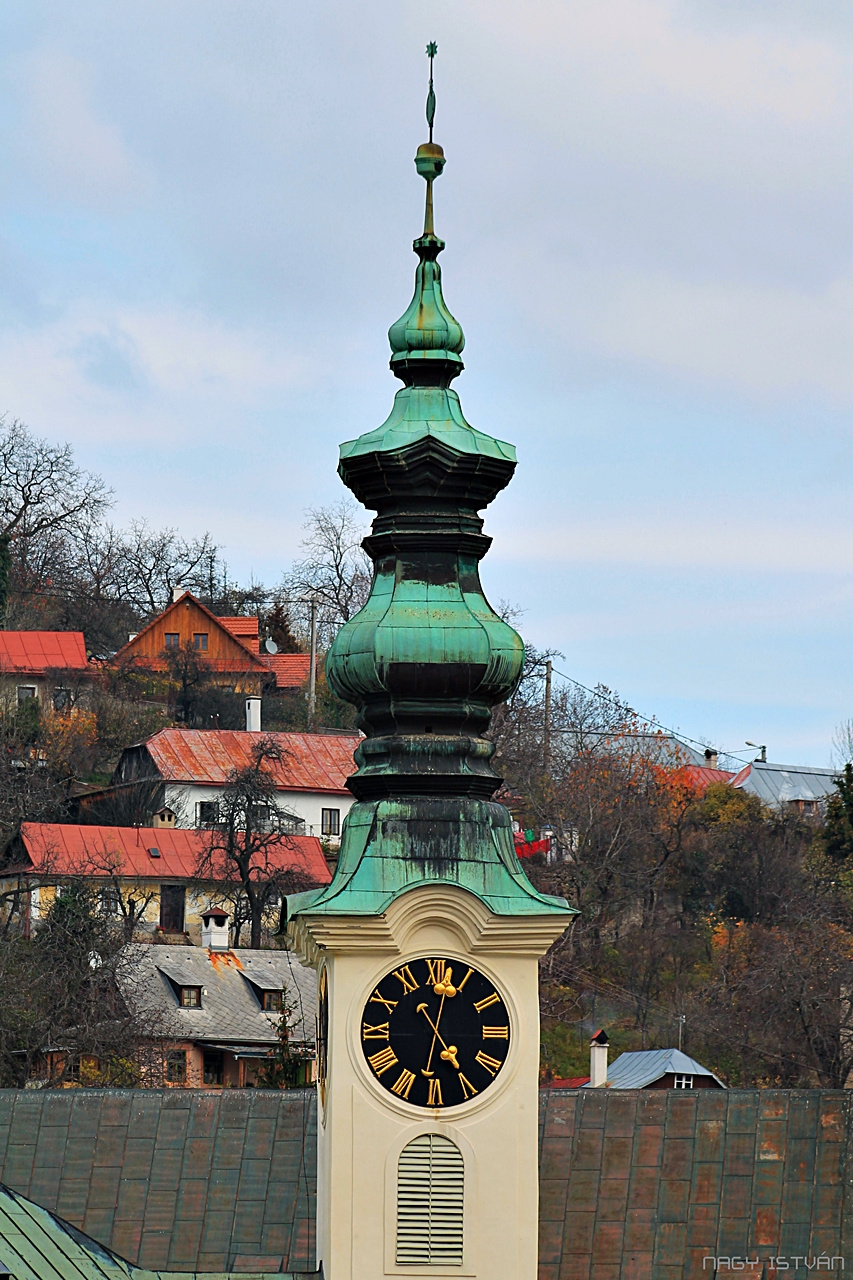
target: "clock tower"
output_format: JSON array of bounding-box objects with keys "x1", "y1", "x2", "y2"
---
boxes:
[{"x1": 286, "y1": 46, "x2": 574, "y2": 1280}]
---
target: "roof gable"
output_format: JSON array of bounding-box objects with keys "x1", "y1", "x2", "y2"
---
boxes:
[
  {"x1": 112, "y1": 592, "x2": 269, "y2": 672},
  {"x1": 0, "y1": 631, "x2": 88, "y2": 676},
  {"x1": 592, "y1": 1047, "x2": 724, "y2": 1089}
]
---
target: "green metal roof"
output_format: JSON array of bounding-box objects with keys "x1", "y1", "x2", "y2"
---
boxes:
[{"x1": 0, "y1": 1182, "x2": 299, "y2": 1280}]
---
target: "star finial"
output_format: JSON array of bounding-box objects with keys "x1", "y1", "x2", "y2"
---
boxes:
[{"x1": 426, "y1": 42, "x2": 437, "y2": 142}]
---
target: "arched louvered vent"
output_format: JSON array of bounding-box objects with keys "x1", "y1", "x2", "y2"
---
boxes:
[{"x1": 397, "y1": 1134, "x2": 464, "y2": 1266}]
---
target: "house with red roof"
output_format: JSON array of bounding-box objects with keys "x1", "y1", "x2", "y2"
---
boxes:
[
  {"x1": 111, "y1": 590, "x2": 309, "y2": 695},
  {"x1": 0, "y1": 631, "x2": 91, "y2": 710},
  {"x1": 80, "y1": 727, "x2": 360, "y2": 846},
  {"x1": 0, "y1": 821, "x2": 331, "y2": 945}
]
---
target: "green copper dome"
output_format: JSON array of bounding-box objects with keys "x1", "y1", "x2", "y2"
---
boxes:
[{"x1": 288, "y1": 50, "x2": 572, "y2": 927}]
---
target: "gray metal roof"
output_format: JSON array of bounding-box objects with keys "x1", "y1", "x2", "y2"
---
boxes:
[
  {"x1": 125, "y1": 946, "x2": 317, "y2": 1048},
  {"x1": 731, "y1": 760, "x2": 839, "y2": 806},
  {"x1": 584, "y1": 1047, "x2": 725, "y2": 1090}
]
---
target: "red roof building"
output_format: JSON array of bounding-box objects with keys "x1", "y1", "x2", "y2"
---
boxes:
[
  {"x1": 0, "y1": 631, "x2": 91, "y2": 708},
  {"x1": 111, "y1": 592, "x2": 309, "y2": 692},
  {"x1": 0, "y1": 822, "x2": 331, "y2": 944}
]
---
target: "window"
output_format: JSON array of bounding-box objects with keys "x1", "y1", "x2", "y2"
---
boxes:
[
  {"x1": 16, "y1": 686, "x2": 36, "y2": 705},
  {"x1": 397, "y1": 1134, "x2": 464, "y2": 1266},
  {"x1": 673, "y1": 1074, "x2": 694, "y2": 1089},
  {"x1": 98, "y1": 886, "x2": 122, "y2": 916},
  {"x1": 52, "y1": 687, "x2": 70, "y2": 711},
  {"x1": 193, "y1": 633, "x2": 208, "y2": 651},
  {"x1": 180, "y1": 987, "x2": 201, "y2": 1008},
  {"x1": 196, "y1": 800, "x2": 219, "y2": 825},
  {"x1": 203, "y1": 1050, "x2": 223, "y2": 1085},
  {"x1": 166, "y1": 1049, "x2": 187, "y2": 1083},
  {"x1": 321, "y1": 808, "x2": 341, "y2": 837},
  {"x1": 159, "y1": 884, "x2": 186, "y2": 932},
  {"x1": 248, "y1": 803, "x2": 271, "y2": 830},
  {"x1": 262, "y1": 990, "x2": 285, "y2": 1012},
  {"x1": 164, "y1": 632, "x2": 180, "y2": 648}
]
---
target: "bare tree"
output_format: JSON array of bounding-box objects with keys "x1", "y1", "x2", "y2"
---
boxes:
[
  {"x1": 283, "y1": 500, "x2": 372, "y2": 647},
  {"x1": 116, "y1": 519, "x2": 221, "y2": 617},
  {"x1": 195, "y1": 736, "x2": 315, "y2": 948},
  {"x1": 0, "y1": 417, "x2": 112, "y2": 624}
]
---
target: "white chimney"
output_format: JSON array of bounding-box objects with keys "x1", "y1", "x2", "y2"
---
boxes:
[
  {"x1": 590, "y1": 1029, "x2": 609, "y2": 1087},
  {"x1": 201, "y1": 910, "x2": 230, "y2": 951},
  {"x1": 171, "y1": 585, "x2": 183, "y2": 603},
  {"x1": 245, "y1": 697, "x2": 261, "y2": 732}
]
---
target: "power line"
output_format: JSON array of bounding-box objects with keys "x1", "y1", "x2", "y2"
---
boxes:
[{"x1": 547, "y1": 666, "x2": 753, "y2": 767}]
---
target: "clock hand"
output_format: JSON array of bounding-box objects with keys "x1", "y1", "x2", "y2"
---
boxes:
[
  {"x1": 421, "y1": 991, "x2": 446, "y2": 1076},
  {"x1": 416, "y1": 1002, "x2": 459, "y2": 1069}
]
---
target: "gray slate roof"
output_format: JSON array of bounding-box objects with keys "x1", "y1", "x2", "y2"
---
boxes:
[
  {"x1": 731, "y1": 760, "x2": 839, "y2": 806},
  {"x1": 584, "y1": 1047, "x2": 724, "y2": 1089},
  {"x1": 126, "y1": 947, "x2": 317, "y2": 1048}
]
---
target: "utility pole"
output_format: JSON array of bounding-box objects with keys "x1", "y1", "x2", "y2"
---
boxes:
[
  {"x1": 678, "y1": 1014, "x2": 686, "y2": 1052},
  {"x1": 308, "y1": 596, "x2": 318, "y2": 728},
  {"x1": 543, "y1": 658, "x2": 552, "y2": 773}
]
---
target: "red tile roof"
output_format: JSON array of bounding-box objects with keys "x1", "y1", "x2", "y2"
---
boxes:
[
  {"x1": 542, "y1": 1075, "x2": 591, "y2": 1089},
  {"x1": 141, "y1": 728, "x2": 359, "y2": 794},
  {"x1": 262, "y1": 653, "x2": 310, "y2": 689},
  {"x1": 0, "y1": 632, "x2": 88, "y2": 675},
  {"x1": 8, "y1": 822, "x2": 332, "y2": 884},
  {"x1": 218, "y1": 617, "x2": 260, "y2": 654}
]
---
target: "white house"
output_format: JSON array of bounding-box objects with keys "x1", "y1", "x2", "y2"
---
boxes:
[{"x1": 99, "y1": 727, "x2": 360, "y2": 845}]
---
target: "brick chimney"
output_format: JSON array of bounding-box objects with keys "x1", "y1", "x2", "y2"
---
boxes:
[
  {"x1": 201, "y1": 910, "x2": 230, "y2": 951},
  {"x1": 590, "y1": 1029, "x2": 609, "y2": 1087}
]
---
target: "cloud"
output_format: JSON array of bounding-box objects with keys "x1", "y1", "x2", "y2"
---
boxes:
[{"x1": 16, "y1": 49, "x2": 153, "y2": 208}]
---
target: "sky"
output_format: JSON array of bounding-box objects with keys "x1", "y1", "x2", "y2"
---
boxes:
[{"x1": 1, "y1": 1, "x2": 853, "y2": 767}]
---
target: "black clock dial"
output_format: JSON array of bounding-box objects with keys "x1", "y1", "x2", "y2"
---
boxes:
[{"x1": 360, "y1": 957, "x2": 511, "y2": 1108}]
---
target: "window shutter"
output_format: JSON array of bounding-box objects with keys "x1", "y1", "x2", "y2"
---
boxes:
[{"x1": 396, "y1": 1134, "x2": 464, "y2": 1266}]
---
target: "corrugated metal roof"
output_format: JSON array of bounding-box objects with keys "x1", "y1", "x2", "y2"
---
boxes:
[
  {"x1": 0, "y1": 1179, "x2": 296, "y2": 1278},
  {"x1": 141, "y1": 729, "x2": 359, "y2": 794},
  {"x1": 583, "y1": 1048, "x2": 724, "y2": 1089},
  {"x1": 731, "y1": 760, "x2": 839, "y2": 805},
  {"x1": 9, "y1": 823, "x2": 331, "y2": 886},
  {"x1": 131, "y1": 944, "x2": 318, "y2": 1046},
  {"x1": 0, "y1": 631, "x2": 88, "y2": 675}
]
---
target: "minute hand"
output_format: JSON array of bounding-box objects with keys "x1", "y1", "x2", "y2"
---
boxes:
[{"x1": 416, "y1": 1002, "x2": 459, "y2": 1069}]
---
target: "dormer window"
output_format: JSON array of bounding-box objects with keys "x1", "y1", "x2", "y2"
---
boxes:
[
  {"x1": 262, "y1": 990, "x2": 285, "y2": 1012},
  {"x1": 673, "y1": 1074, "x2": 693, "y2": 1089},
  {"x1": 180, "y1": 986, "x2": 202, "y2": 1008}
]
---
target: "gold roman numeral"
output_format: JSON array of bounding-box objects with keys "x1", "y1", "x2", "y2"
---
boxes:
[
  {"x1": 426, "y1": 958, "x2": 447, "y2": 986},
  {"x1": 482, "y1": 1026, "x2": 509, "y2": 1039},
  {"x1": 362, "y1": 1022, "x2": 390, "y2": 1040},
  {"x1": 458, "y1": 1073, "x2": 478, "y2": 1100},
  {"x1": 369, "y1": 988, "x2": 398, "y2": 1014},
  {"x1": 392, "y1": 965, "x2": 419, "y2": 994},
  {"x1": 457, "y1": 967, "x2": 474, "y2": 991},
  {"x1": 475, "y1": 1051, "x2": 502, "y2": 1077},
  {"x1": 367, "y1": 1046, "x2": 398, "y2": 1076},
  {"x1": 390, "y1": 1068, "x2": 416, "y2": 1099},
  {"x1": 473, "y1": 992, "x2": 500, "y2": 1013},
  {"x1": 427, "y1": 1078, "x2": 443, "y2": 1107}
]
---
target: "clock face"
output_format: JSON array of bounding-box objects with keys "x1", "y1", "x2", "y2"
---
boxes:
[{"x1": 360, "y1": 957, "x2": 511, "y2": 1108}]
